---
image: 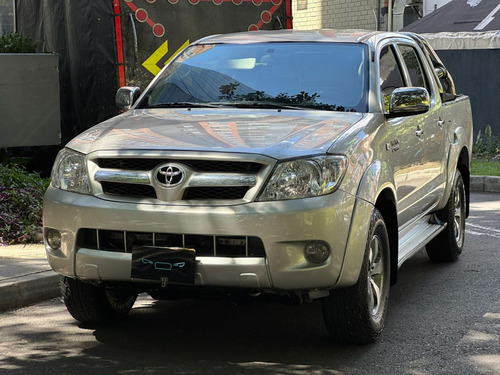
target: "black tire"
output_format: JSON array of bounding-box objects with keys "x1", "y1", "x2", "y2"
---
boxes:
[
  {"x1": 426, "y1": 170, "x2": 466, "y2": 262},
  {"x1": 61, "y1": 276, "x2": 137, "y2": 324},
  {"x1": 322, "y1": 208, "x2": 390, "y2": 344}
]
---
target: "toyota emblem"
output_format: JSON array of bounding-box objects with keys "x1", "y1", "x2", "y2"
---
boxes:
[{"x1": 156, "y1": 164, "x2": 185, "y2": 187}]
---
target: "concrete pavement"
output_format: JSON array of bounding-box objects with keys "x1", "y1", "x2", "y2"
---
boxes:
[
  {"x1": 0, "y1": 175, "x2": 499, "y2": 313},
  {"x1": 0, "y1": 244, "x2": 59, "y2": 312}
]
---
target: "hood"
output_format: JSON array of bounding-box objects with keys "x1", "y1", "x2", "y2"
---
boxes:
[{"x1": 68, "y1": 108, "x2": 364, "y2": 160}]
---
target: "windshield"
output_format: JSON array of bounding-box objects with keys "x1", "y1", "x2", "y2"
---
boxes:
[{"x1": 140, "y1": 42, "x2": 368, "y2": 112}]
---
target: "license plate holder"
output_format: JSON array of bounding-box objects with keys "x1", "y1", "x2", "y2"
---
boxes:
[{"x1": 131, "y1": 246, "x2": 196, "y2": 284}]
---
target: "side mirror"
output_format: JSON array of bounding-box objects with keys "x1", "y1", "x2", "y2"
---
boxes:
[
  {"x1": 388, "y1": 87, "x2": 430, "y2": 117},
  {"x1": 116, "y1": 86, "x2": 141, "y2": 111}
]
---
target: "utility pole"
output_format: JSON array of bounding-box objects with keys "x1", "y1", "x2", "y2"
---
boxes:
[{"x1": 388, "y1": 0, "x2": 393, "y2": 31}]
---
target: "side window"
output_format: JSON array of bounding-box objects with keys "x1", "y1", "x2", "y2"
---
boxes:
[
  {"x1": 423, "y1": 43, "x2": 456, "y2": 100},
  {"x1": 398, "y1": 45, "x2": 429, "y2": 91},
  {"x1": 379, "y1": 45, "x2": 405, "y2": 111}
]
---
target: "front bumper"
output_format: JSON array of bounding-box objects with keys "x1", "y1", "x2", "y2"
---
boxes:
[{"x1": 43, "y1": 186, "x2": 357, "y2": 291}]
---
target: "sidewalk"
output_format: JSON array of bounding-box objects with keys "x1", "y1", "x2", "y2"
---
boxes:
[
  {"x1": 0, "y1": 244, "x2": 59, "y2": 312},
  {"x1": 0, "y1": 175, "x2": 499, "y2": 313}
]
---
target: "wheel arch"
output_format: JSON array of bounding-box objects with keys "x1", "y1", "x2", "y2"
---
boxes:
[
  {"x1": 444, "y1": 125, "x2": 471, "y2": 218},
  {"x1": 457, "y1": 146, "x2": 470, "y2": 217},
  {"x1": 336, "y1": 160, "x2": 399, "y2": 288},
  {"x1": 357, "y1": 160, "x2": 399, "y2": 285},
  {"x1": 374, "y1": 188, "x2": 399, "y2": 285}
]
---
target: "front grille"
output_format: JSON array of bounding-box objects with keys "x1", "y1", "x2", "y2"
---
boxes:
[
  {"x1": 101, "y1": 182, "x2": 157, "y2": 198},
  {"x1": 77, "y1": 229, "x2": 266, "y2": 257},
  {"x1": 97, "y1": 158, "x2": 262, "y2": 173},
  {"x1": 98, "y1": 158, "x2": 159, "y2": 170},
  {"x1": 184, "y1": 186, "x2": 249, "y2": 200},
  {"x1": 94, "y1": 157, "x2": 267, "y2": 202}
]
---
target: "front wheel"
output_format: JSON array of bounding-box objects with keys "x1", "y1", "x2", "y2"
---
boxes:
[
  {"x1": 61, "y1": 276, "x2": 137, "y2": 324},
  {"x1": 322, "y1": 208, "x2": 390, "y2": 344},
  {"x1": 426, "y1": 170, "x2": 466, "y2": 262}
]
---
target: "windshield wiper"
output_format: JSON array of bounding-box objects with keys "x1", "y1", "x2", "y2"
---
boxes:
[
  {"x1": 145, "y1": 101, "x2": 356, "y2": 112},
  {"x1": 220, "y1": 102, "x2": 306, "y2": 110},
  {"x1": 225, "y1": 101, "x2": 357, "y2": 112},
  {"x1": 145, "y1": 102, "x2": 220, "y2": 109}
]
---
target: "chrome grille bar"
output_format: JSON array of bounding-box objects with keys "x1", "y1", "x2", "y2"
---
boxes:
[{"x1": 94, "y1": 170, "x2": 150, "y2": 184}]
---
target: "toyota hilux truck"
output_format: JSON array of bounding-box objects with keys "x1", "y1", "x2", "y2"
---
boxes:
[{"x1": 43, "y1": 30, "x2": 473, "y2": 344}]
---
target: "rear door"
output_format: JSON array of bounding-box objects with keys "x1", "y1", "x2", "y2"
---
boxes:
[
  {"x1": 395, "y1": 43, "x2": 446, "y2": 219},
  {"x1": 378, "y1": 43, "x2": 426, "y2": 227}
]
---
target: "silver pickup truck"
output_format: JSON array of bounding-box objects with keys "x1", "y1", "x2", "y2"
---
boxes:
[{"x1": 43, "y1": 29, "x2": 473, "y2": 344}]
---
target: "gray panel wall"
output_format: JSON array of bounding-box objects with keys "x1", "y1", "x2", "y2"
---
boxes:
[
  {"x1": 437, "y1": 49, "x2": 500, "y2": 138},
  {"x1": 0, "y1": 53, "x2": 61, "y2": 147}
]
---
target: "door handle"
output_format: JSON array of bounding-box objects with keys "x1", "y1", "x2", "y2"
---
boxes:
[
  {"x1": 415, "y1": 127, "x2": 424, "y2": 138},
  {"x1": 437, "y1": 118, "x2": 445, "y2": 128}
]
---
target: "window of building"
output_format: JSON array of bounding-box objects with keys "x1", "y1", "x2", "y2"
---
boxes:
[{"x1": 297, "y1": 0, "x2": 307, "y2": 11}]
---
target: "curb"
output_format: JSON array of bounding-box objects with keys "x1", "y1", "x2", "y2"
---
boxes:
[
  {"x1": 470, "y1": 175, "x2": 500, "y2": 193},
  {"x1": 0, "y1": 271, "x2": 60, "y2": 312}
]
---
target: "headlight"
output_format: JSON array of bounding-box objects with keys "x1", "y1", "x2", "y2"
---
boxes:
[
  {"x1": 51, "y1": 148, "x2": 91, "y2": 194},
  {"x1": 257, "y1": 155, "x2": 347, "y2": 201}
]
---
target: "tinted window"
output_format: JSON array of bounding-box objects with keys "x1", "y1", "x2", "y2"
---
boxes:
[
  {"x1": 423, "y1": 43, "x2": 455, "y2": 99},
  {"x1": 141, "y1": 43, "x2": 368, "y2": 113},
  {"x1": 379, "y1": 45, "x2": 405, "y2": 111},
  {"x1": 399, "y1": 45, "x2": 428, "y2": 91}
]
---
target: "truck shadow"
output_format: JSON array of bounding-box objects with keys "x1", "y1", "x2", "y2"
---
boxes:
[{"x1": 81, "y1": 244, "x2": 485, "y2": 374}]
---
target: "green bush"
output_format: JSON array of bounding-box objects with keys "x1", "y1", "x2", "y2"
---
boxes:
[
  {"x1": 0, "y1": 32, "x2": 37, "y2": 53},
  {"x1": 473, "y1": 125, "x2": 499, "y2": 156},
  {"x1": 0, "y1": 163, "x2": 49, "y2": 245}
]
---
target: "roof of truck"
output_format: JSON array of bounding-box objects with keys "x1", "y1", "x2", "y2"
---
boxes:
[{"x1": 195, "y1": 29, "x2": 392, "y2": 45}]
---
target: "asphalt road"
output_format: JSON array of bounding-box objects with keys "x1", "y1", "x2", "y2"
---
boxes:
[{"x1": 0, "y1": 192, "x2": 498, "y2": 375}]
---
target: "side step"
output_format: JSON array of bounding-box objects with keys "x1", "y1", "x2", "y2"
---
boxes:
[{"x1": 397, "y1": 216, "x2": 446, "y2": 268}]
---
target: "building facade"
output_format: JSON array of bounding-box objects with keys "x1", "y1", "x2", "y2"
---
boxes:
[
  {"x1": 293, "y1": 0, "x2": 382, "y2": 30},
  {"x1": 292, "y1": 0, "x2": 452, "y2": 31}
]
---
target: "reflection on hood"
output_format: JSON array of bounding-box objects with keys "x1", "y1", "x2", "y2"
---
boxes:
[{"x1": 69, "y1": 108, "x2": 364, "y2": 159}]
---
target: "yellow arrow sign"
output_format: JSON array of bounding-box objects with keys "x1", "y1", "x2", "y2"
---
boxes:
[{"x1": 142, "y1": 39, "x2": 190, "y2": 76}]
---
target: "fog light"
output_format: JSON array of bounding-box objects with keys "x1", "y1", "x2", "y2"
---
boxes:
[
  {"x1": 46, "y1": 229, "x2": 62, "y2": 250},
  {"x1": 305, "y1": 241, "x2": 330, "y2": 263}
]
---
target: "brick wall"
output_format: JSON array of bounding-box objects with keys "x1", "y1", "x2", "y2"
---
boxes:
[
  {"x1": 292, "y1": 0, "x2": 323, "y2": 29},
  {"x1": 293, "y1": 0, "x2": 381, "y2": 30}
]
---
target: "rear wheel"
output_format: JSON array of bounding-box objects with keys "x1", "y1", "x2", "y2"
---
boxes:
[
  {"x1": 322, "y1": 208, "x2": 390, "y2": 344},
  {"x1": 426, "y1": 170, "x2": 466, "y2": 262},
  {"x1": 61, "y1": 276, "x2": 137, "y2": 324}
]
